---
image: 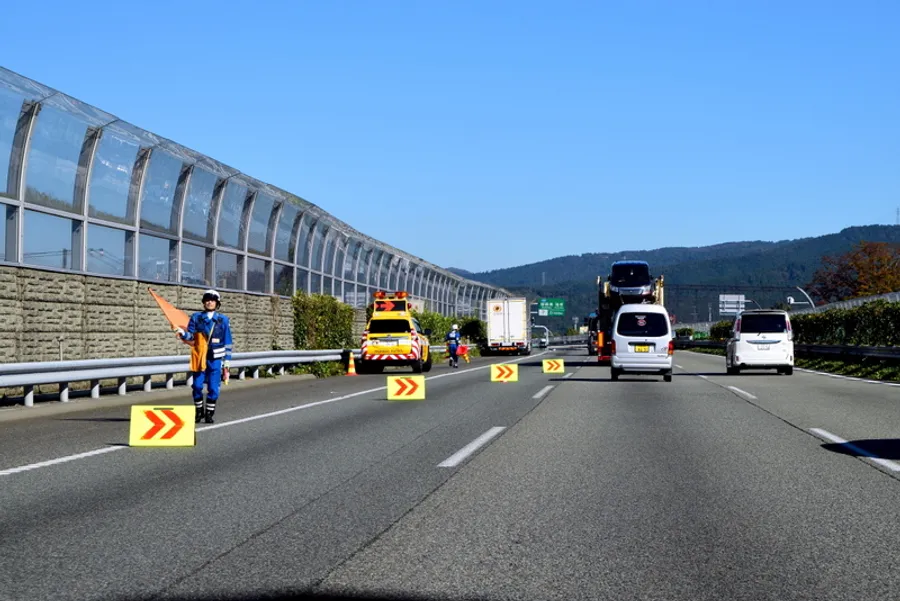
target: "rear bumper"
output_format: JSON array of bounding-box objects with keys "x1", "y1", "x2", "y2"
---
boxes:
[
  {"x1": 734, "y1": 353, "x2": 793, "y2": 368},
  {"x1": 612, "y1": 355, "x2": 672, "y2": 372}
]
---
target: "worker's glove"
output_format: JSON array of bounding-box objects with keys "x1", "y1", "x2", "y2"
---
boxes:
[
  {"x1": 175, "y1": 327, "x2": 186, "y2": 338},
  {"x1": 223, "y1": 361, "x2": 231, "y2": 370}
]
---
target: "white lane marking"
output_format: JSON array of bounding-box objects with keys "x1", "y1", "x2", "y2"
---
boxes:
[
  {"x1": 809, "y1": 428, "x2": 900, "y2": 473},
  {"x1": 562, "y1": 372, "x2": 573, "y2": 379},
  {"x1": 698, "y1": 375, "x2": 710, "y2": 381},
  {"x1": 0, "y1": 446, "x2": 122, "y2": 477},
  {"x1": 727, "y1": 385, "x2": 757, "y2": 400},
  {"x1": 1, "y1": 352, "x2": 549, "y2": 477},
  {"x1": 675, "y1": 364, "x2": 683, "y2": 369},
  {"x1": 532, "y1": 385, "x2": 554, "y2": 399},
  {"x1": 797, "y1": 368, "x2": 900, "y2": 387},
  {"x1": 438, "y1": 427, "x2": 506, "y2": 468}
]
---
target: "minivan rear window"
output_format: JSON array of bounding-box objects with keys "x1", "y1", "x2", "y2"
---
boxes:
[
  {"x1": 610, "y1": 263, "x2": 651, "y2": 287},
  {"x1": 617, "y1": 313, "x2": 669, "y2": 337},
  {"x1": 368, "y1": 319, "x2": 411, "y2": 334},
  {"x1": 739, "y1": 314, "x2": 787, "y2": 334}
]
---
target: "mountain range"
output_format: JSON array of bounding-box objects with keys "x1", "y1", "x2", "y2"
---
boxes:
[{"x1": 449, "y1": 225, "x2": 900, "y2": 330}]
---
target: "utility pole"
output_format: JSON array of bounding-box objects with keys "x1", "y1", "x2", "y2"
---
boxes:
[
  {"x1": 708, "y1": 302, "x2": 712, "y2": 322},
  {"x1": 541, "y1": 271, "x2": 546, "y2": 286}
]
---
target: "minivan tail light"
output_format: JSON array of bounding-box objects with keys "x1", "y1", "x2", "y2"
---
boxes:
[
  {"x1": 668, "y1": 340, "x2": 674, "y2": 356},
  {"x1": 786, "y1": 318, "x2": 793, "y2": 341},
  {"x1": 611, "y1": 340, "x2": 617, "y2": 356}
]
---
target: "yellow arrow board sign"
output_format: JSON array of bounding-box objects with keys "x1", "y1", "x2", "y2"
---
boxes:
[
  {"x1": 129, "y1": 405, "x2": 196, "y2": 447},
  {"x1": 387, "y1": 375, "x2": 426, "y2": 401},
  {"x1": 491, "y1": 364, "x2": 519, "y2": 383},
  {"x1": 542, "y1": 359, "x2": 565, "y2": 374}
]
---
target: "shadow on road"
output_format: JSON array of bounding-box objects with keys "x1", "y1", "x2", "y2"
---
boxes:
[
  {"x1": 822, "y1": 439, "x2": 900, "y2": 460},
  {"x1": 678, "y1": 371, "x2": 785, "y2": 377},
  {"x1": 59, "y1": 417, "x2": 130, "y2": 423}
]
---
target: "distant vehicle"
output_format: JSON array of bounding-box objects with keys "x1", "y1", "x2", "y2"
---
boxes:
[
  {"x1": 483, "y1": 298, "x2": 531, "y2": 356},
  {"x1": 726, "y1": 310, "x2": 794, "y2": 375},
  {"x1": 593, "y1": 261, "x2": 665, "y2": 364},
  {"x1": 358, "y1": 291, "x2": 433, "y2": 374},
  {"x1": 608, "y1": 261, "x2": 657, "y2": 305},
  {"x1": 610, "y1": 304, "x2": 674, "y2": 382}
]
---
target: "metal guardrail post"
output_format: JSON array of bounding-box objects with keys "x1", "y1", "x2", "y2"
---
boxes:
[
  {"x1": 117, "y1": 377, "x2": 127, "y2": 396},
  {"x1": 165, "y1": 374, "x2": 174, "y2": 389},
  {"x1": 24, "y1": 385, "x2": 34, "y2": 407},
  {"x1": 59, "y1": 382, "x2": 69, "y2": 403},
  {"x1": 143, "y1": 375, "x2": 152, "y2": 392},
  {"x1": 91, "y1": 380, "x2": 100, "y2": 398}
]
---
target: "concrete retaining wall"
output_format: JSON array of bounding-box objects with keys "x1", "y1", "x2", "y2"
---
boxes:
[{"x1": 0, "y1": 266, "x2": 302, "y2": 363}]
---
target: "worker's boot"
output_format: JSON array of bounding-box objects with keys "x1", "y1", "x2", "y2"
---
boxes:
[{"x1": 194, "y1": 405, "x2": 204, "y2": 424}]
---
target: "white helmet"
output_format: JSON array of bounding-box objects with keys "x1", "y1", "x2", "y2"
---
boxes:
[
  {"x1": 452, "y1": 324, "x2": 459, "y2": 330},
  {"x1": 202, "y1": 289, "x2": 221, "y2": 304}
]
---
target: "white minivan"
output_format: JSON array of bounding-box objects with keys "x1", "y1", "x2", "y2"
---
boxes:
[
  {"x1": 726, "y1": 310, "x2": 794, "y2": 375},
  {"x1": 610, "y1": 304, "x2": 674, "y2": 382}
]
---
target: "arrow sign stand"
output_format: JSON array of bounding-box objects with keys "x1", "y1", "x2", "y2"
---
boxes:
[
  {"x1": 542, "y1": 359, "x2": 565, "y2": 374},
  {"x1": 387, "y1": 375, "x2": 426, "y2": 401},
  {"x1": 491, "y1": 364, "x2": 519, "y2": 383},
  {"x1": 129, "y1": 405, "x2": 196, "y2": 447}
]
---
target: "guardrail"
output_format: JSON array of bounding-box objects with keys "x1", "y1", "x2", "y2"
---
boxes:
[
  {"x1": 677, "y1": 339, "x2": 900, "y2": 360},
  {"x1": 0, "y1": 346, "x2": 449, "y2": 407}
]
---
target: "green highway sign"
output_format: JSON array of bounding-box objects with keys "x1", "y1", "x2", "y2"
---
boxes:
[{"x1": 538, "y1": 298, "x2": 566, "y2": 317}]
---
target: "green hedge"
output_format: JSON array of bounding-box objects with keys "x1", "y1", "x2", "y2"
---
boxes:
[
  {"x1": 710, "y1": 320, "x2": 733, "y2": 341},
  {"x1": 792, "y1": 300, "x2": 900, "y2": 346},
  {"x1": 292, "y1": 291, "x2": 355, "y2": 350},
  {"x1": 411, "y1": 310, "x2": 486, "y2": 346},
  {"x1": 675, "y1": 327, "x2": 694, "y2": 337}
]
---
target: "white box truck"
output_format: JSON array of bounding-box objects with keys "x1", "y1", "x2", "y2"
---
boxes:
[{"x1": 483, "y1": 298, "x2": 531, "y2": 356}]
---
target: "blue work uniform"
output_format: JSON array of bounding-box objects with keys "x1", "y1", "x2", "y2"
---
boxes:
[
  {"x1": 445, "y1": 330, "x2": 461, "y2": 367},
  {"x1": 182, "y1": 311, "x2": 233, "y2": 416}
]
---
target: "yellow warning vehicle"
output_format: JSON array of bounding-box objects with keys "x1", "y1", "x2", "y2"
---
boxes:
[{"x1": 358, "y1": 291, "x2": 433, "y2": 374}]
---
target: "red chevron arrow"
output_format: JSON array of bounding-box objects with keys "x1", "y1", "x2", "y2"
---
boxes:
[
  {"x1": 141, "y1": 410, "x2": 166, "y2": 440},
  {"x1": 395, "y1": 378, "x2": 409, "y2": 395},
  {"x1": 549, "y1": 361, "x2": 560, "y2": 371},
  {"x1": 404, "y1": 377, "x2": 419, "y2": 395},
  {"x1": 160, "y1": 409, "x2": 184, "y2": 439},
  {"x1": 496, "y1": 365, "x2": 512, "y2": 380}
]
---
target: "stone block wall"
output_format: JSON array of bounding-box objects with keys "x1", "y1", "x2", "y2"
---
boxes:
[{"x1": 0, "y1": 266, "x2": 299, "y2": 364}]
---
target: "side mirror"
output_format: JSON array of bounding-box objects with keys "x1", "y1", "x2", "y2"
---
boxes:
[{"x1": 424, "y1": 328, "x2": 432, "y2": 336}]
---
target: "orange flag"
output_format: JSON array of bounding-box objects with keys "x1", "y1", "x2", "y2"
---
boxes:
[
  {"x1": 148, "y1": 287, "x2": 189, "y2": 331},
  {"x1": 149, "y1": 287, "x2": 209, "y2": 371}
]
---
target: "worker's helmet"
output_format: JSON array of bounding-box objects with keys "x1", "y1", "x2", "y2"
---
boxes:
[
  {"x1": 452, "y1": 324, "x2": 459, "y2": 330},
  {"x1": 202, "y1": 290, "x2": 221, "y2": 307}
]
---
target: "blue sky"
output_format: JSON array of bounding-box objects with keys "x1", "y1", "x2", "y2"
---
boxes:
[{"x1": 2, "y1": 1, "x2": 898, "y2": 272}]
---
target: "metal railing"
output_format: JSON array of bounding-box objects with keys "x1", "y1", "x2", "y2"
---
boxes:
[
  {"x1": 677, "y1": 339, "x2": 900, "y2": 360},
  {"x1": 1, "y1": 346, "x2": 455, "y2": 407}
]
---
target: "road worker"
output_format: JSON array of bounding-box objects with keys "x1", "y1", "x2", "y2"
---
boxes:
[{"x1": 176, "y1": 290, "x2": 233, "y2": 423}]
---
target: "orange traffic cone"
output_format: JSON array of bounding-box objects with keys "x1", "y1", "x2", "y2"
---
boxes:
[{"x1": 346, "y1": 352, "x2": 358, "y2": 376}]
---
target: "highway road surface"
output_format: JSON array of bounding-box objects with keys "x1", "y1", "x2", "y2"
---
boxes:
[{"x1": 3, "y1": 349, "x2": 900, "y2": 601}]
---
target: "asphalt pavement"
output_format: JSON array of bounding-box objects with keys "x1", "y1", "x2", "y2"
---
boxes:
[{"x1": 3, "y1": 348, "x2": 900, "y2": 601}]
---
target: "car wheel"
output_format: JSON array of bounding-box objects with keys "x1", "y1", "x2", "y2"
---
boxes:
[
  {"x1": 783, "y1": 366, "x2": 793, "y2": 376},
  {"x1": 412, "y1": 359, "x2": 424, "y2": 374},
  {"x1": 663, "y1": 371, "x2": 673, "y2": 383},
  {"x1": 422, "y1": 352, "x2": 433, "y2": 373},
  {"x1": 610, "y1": 367, "x2": 620, "y2": 381}
]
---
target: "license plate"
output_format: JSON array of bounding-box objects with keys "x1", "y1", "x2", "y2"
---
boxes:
[
  {"x1": 635, "y1": 345, "x2": 650, "y2": 353},
  {"x1": 377, "y1": 339, "x2": 397, "y2": 346},
  {"x1": 756, "y1": 345, "x2": 770, "y2": 351}
]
